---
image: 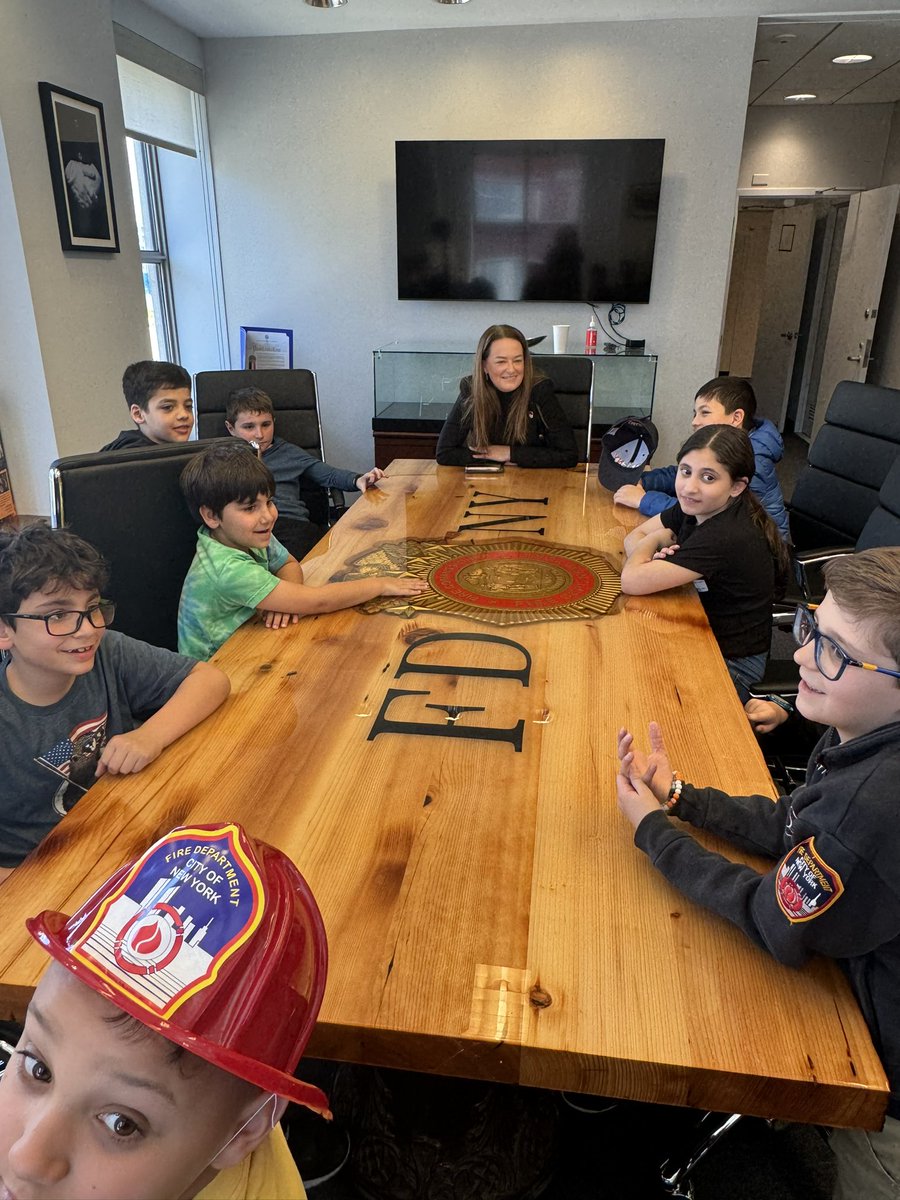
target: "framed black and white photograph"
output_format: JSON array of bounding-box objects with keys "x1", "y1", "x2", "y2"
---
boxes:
[{"x1": 38, "y1": 81, "x2": 120, "y2": 253}]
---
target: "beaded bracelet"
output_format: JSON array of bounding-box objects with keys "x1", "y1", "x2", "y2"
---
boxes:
[{"x1": 663, "y1": 772, "x2": 683, "y2": 812}]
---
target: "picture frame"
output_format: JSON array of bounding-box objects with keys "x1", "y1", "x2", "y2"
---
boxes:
[
  {"x1": 240, "y1": 326, "x2": 294, "y2": 370},
  {"x1": 38, "y1": 81, "x2": 120, "y2": 253}
]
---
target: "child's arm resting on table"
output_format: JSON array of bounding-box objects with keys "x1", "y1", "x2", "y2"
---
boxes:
[
  {"x1": 259, "y1": 557, "x2": 305, "y2": 629},
  {"x1": 615, "y1": 729, "x2": 896, "y2": 967},
  {"x1": 97, "y1": 661, "x2": 230, "y2": 777},
  {"x1": 620, "y1": 515, "x2": 700, "y2": 595},
  {"x1": 258, "y1": 566, "x2": 428, "y2": 617}
]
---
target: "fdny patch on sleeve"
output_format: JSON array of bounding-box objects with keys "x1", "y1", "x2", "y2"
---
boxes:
[{"x1": 776, "y1": 837, "x2": 844, "y2": 923}]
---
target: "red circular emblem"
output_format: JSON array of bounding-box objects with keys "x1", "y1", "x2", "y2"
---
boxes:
[{"x1": 431, "y1": 549, "x2": 597, "y2": 611}]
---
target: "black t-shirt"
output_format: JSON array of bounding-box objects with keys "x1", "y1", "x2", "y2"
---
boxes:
[{"x1": 659, "y1": 496, "x2": 774, "y2": 658}]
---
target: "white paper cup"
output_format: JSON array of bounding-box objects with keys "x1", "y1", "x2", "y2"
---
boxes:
[{"x1": 552, "y1": 324, "x2": 569, "y2": 353}]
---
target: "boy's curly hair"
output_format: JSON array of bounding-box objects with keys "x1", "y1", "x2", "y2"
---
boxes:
[
  {"x1": 180, "y1": 441, "x2": 275, "y2": 525},
  {"x1": 0, "y1": 524, "x2": 108, "y2": 625}
]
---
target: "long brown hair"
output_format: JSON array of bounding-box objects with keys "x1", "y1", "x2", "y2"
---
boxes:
[
  {"x1": 463, "y1": 325, "x2": 542, "y2": 449},
  {"x1": 676, "y1": 425, "x2": 791, "y2": 586}
]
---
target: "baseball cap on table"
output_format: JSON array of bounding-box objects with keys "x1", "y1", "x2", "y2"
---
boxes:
[
  {"x1": 598, "y1": 417, "x2": 659, "y2": 491},
  {"x1": 27, "y1": 822, "x2": 331, "y2": 1117}
]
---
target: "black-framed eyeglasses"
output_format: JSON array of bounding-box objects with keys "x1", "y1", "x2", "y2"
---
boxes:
[
  {"x1": 0, "y1": 601, "x2": 116, "y2": 637},
  {"x1": 793, "y1": 604, "x2": 900, "y2": 683}
]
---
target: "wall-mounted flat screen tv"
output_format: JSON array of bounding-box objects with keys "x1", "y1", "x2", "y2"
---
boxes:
[{"x1": 396, "y1": 139, "x2": 665, "y2": 304}]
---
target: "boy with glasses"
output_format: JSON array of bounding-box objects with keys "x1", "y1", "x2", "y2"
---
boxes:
[
  {"x1": 615, "y1": 547, "x2": 900, "y2": 1197},
  {"x1": 0, "y1": 524, "x2": 229, "y2": 884}
]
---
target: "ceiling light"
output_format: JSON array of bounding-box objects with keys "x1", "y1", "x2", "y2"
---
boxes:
[
  {"x1": 832, "y1": 53, "x2": 873, "y2": 65},
  {"x1": 434, "y1": 0, "x2": 472, "y2": 4},
  {"x1": 785, "y1": 93, "x2": 817, "y2": 101},
  {"x1": 304, "y1": 0, "x2": 347, "y2": 7}
]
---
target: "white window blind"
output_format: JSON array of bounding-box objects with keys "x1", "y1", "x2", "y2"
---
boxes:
[{"x1": 117, "y1": 56, "x2": 197, "y2": 157}]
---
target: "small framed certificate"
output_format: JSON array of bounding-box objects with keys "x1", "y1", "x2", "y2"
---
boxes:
[{"x1": 240, "y1": 327, "x2": 294, "y2": 370}]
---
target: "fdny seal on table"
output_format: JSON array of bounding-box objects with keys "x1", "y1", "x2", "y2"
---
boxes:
[{"x1": 336, "y1": 537, "x2": 622, "y2": 627}]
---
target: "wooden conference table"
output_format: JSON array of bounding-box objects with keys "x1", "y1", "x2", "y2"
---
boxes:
[{"x1": 0, "y1": 461, "x2": 887, "y2": 1129}]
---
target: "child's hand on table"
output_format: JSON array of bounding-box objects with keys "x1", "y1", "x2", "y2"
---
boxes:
[
  {"x1": 356, "y1": 468, "x2": 385, "y2": 492},
  {"x1": 616, "y1": 723, "x2": 672, "y2": 805},
  {"x1": 613, "y1": 483, "x2": 645, "y2": 509},
  {"x1": 96, "y1": 728, "x2": 165, "y2": 776},
  {"x1": 379, "y1": 576, "x2": 429, "y2": 598},
  {"x1": 262, "y1": 610, "x2": 301, "y2": 629},
  {"x1": 616, "y1": 755, "x2": 664, "y2": 831}
]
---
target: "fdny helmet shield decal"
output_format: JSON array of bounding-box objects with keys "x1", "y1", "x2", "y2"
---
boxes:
[
  {"x1": 69, "y1": 824, "x2": 264, "y2": 1017},
  {"x1": 775, "y1": 837, "x2": 844, "y2": 923}
]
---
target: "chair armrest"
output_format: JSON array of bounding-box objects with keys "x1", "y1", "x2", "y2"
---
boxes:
[
  {"x1": 792, "y1": 544, "x2": 854, "y2": 601},
  {"x1": 794, "y1": 545, "x2": 854, "y2": 568},
  {"x1": 772, "y1": 606, "x2": 795, "y2": 630},
  {"x1": 327, "y1": 487, "x2": 348, "y2": 525}
]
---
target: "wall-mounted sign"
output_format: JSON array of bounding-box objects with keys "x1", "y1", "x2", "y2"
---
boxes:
[{"x1": 240, "y1": 326, "x2": 293, "y2": 370}]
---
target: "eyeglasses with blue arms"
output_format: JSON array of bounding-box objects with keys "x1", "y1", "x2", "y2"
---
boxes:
[
  {"x1": 0, "y1": 601, "x2": 116, "y2": 637},
  {"x1": 794, "y1": 604, "x2": 900, "y2": 683}
]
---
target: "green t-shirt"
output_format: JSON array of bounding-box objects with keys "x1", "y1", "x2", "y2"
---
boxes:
[{"x1": 178, "y1": 527, "x2": 290, "y2": 661}]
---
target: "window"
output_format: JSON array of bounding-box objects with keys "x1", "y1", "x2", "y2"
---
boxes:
[{"x1": 126, "y1": 137, "x2": 178, "y2": 362}]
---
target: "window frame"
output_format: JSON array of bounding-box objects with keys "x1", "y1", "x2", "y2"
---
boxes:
[{"x1": 126, "y1": 136, "x2": 180, "y2": 363}]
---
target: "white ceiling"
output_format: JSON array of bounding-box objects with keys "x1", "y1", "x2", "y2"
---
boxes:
[
  {"x1": 751, "y1": 19, "x2": 900, "y2": 104},
  {"x1": 139, "y1": 0, "x2": 900, "y2": 42}
]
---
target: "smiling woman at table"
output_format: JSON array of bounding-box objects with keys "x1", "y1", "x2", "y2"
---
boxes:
[{"x1": 435, "y1": 324, "x2": 578, "y2": 468}]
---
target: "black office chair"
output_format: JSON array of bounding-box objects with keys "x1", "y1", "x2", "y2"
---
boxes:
[
  {"x1": 784, "y1": 443, "x2": 900, "y2": 609},
  {"x1": 533, "y1": 355, "x2": 594, "y2": 462},
  {"x1": 49, "y1": 441, "x2": 216, "y2": 651},
  {"x1": 751, "y1": 457, "x2": 900, "y2": 788},
  {"x1": 194, "y1": 369, "x2": 344, "y2": 527},
  {"x1": 787, "y1": 379, "x2": 900, "y2": 553}
]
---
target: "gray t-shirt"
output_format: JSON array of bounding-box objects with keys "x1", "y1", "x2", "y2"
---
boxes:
[{"x1": 0, "y1": 630, "x2": 196, "y2": 867}]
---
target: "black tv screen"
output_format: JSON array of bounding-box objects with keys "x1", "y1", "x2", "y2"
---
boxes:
[{"x1": 396, "y1": 139, "x2": 665, "y2": 304}]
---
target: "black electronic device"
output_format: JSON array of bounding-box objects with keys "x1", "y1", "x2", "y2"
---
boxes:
[{"x1": 396, "y1": 139, "x2": 665, "y2": 304}]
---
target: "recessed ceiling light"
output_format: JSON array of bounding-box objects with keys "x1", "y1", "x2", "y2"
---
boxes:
[
  {"x1": 832, "y1": 53, "x2": 873, "y2": 65},
  {"x1": 785, "y1": 93, "x2": 817, "y2": 101},
  {"x1": 434, "y1": 0, "x2": 472, "y2": 4},
  {"x1": 304, "y1": 0, "x2": 347, "y2": 7}
]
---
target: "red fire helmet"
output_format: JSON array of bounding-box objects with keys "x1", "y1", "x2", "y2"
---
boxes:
[{"x1": 27, "y1": 822, "x2": 331, "y2": 1117}]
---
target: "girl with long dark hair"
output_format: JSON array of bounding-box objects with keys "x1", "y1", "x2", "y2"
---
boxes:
[{"x1": 620, "y1": 424, "x2": 790, "y2": 696}]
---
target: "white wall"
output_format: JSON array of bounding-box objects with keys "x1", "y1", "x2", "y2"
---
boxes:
[
  {"x1": 0, "y1": 0, "x2": 150, "y2": 513},
  {"x1": 203, "y1": 18, "x2": 757, "y2": 469},
  {"x1": 739, "y1": 105, "x2": 893, "y2": 192},
  {"x1": 0, "y1": 117, "x2": 58, "y2": 515}
]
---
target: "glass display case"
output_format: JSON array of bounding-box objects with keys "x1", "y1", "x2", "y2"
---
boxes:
[{"x1": 372, "y1": 341, "x2": 657, "y2": 467}]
